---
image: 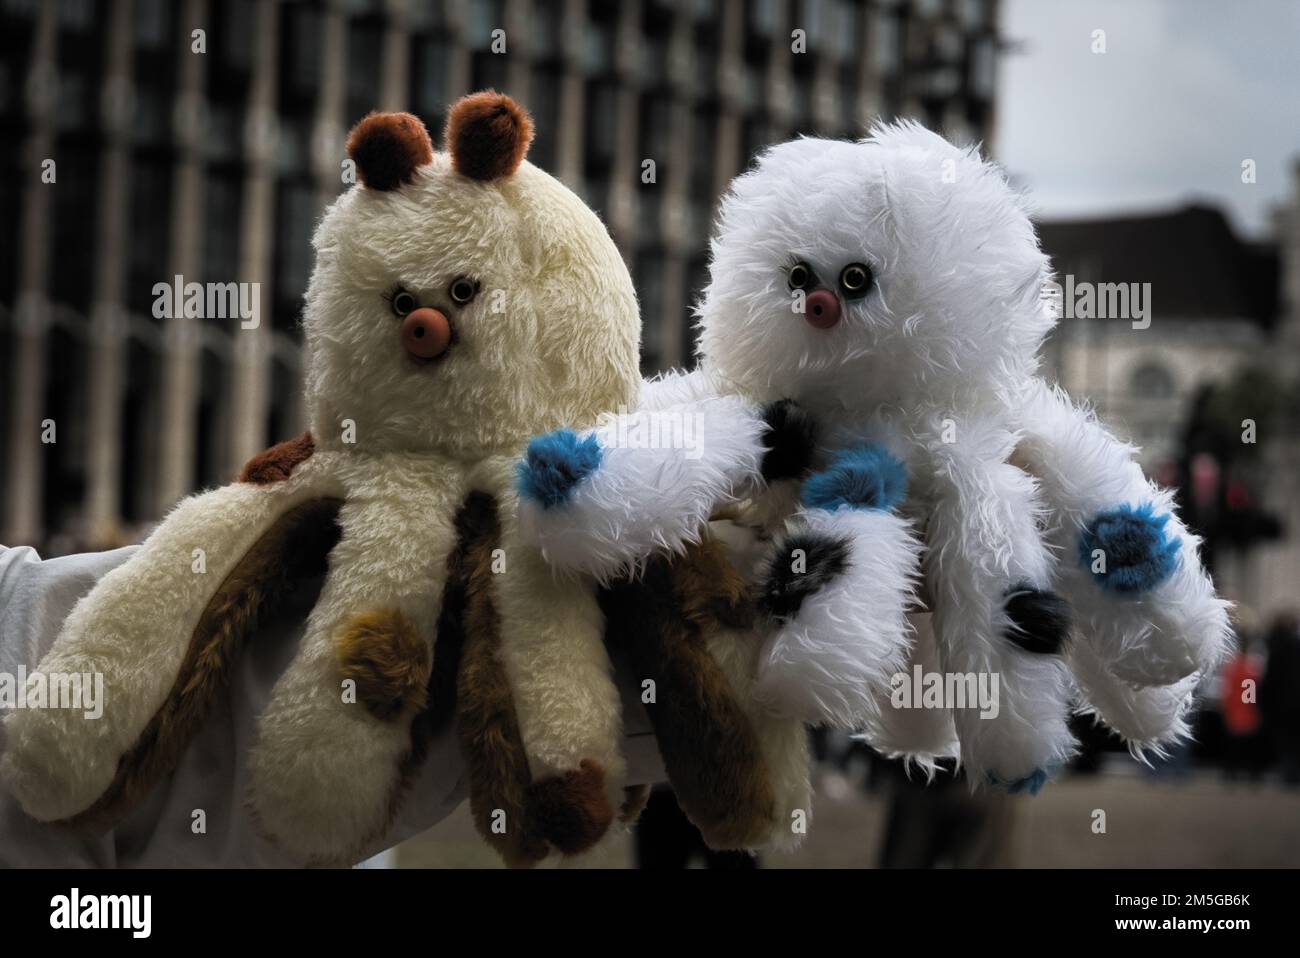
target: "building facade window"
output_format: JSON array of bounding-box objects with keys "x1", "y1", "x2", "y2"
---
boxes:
[{"x1": 1131, "y1": 361, "x2": 1176, "y2": 399}]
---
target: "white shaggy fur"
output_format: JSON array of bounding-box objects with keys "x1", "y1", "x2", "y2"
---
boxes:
[
  {"x1": 858, "y1": 613, "x2": 961, "y2": 776},
  {"x1": 755, "y1": 506, "x2": 922, "y2": 729},
  {"x1": 519, "y1": 395, "x2": 766, "y2": 580},
  {"x1": 1015, "y1": 380, "x2": 1233, "y2": 686},
  {"x1": 523, "y1": 121, "x2": 1230, "y2": 786},
  {"x1": 1068, "y1": 638, "x2": 1198, "y2": 761}
]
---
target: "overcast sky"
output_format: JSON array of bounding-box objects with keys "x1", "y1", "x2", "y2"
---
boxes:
[{"x1": 996, "y1": 0, "x2": 1300, "y2": 238}]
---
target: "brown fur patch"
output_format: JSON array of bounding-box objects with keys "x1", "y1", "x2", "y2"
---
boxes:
[
  {"x1": 528, "y1": 759, "x2": 614, "y2": 855},
  {"x1": 347, "y1": 111, "x2": 434, "y2": 191},
  {"x1": 444, "y1": 91, "x2": 534, "y2": 182},
  {"x1": 63, "y1": 497, "x2": 343, "y2": 831},
  {"x1": 397, "y1": 491, "x2": 549, "y2": 868},
  {"x1": 600, "y1": 538, "x2": 777, "y2": 850},
  {"x1": 337, "y1": 609, "x2": 432, "y2": 722},
  {"x1": 239, "y1": 432, "x2": 315, "y2": 484},
  {"x1": 619, "y1": 784, "x2": 651, "y2": 824},
  {"x1": 671, "y1": 535, "x2": 756, "y2": 630}
]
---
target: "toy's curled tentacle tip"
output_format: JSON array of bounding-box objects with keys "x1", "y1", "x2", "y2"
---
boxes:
[
  {"x1": 1002, "y1": 584, "x2": 1072, "y2": 655},
  {"x1": 758, "y1": 532, "x2": 851, "y2": 621},
  {"x1": 527, "y1": 758, "x2": 614, "y2": 855},
  {"x1": 801, "y1": 445, "x2": 908, "y2": 512},
  {"x1": 517, "y1": 428, "x2": 603, "y2": 509},
  {"x1": 987, "y1": 766, "x2": 1053, "y2": 795},
  {"x1": 1078, "y1": 502, "x2": 1181, "y2": 594},
  {"x1": 759, "y1": 398, "x2": 818, "y2": 481}
]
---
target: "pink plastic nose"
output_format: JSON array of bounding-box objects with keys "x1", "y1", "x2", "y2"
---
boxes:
[
  {"x1": 804, "y1": 288, "x2": 841, "y2": 329},
  {"x1": 401, "y1": 307, "x2": 451, "y2": 359}
]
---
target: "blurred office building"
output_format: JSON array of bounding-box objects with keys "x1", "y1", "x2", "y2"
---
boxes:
[{"x1": 1, "y1": 0, "x2": 1002, "y2": 551}]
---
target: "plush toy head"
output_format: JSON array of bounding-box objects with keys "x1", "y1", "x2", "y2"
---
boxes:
[
  {"x1": 305, "y1": 92, "x2": 640, "y2": 457},
  {"x1": 697, "y1": 122, "x2": 1053, "y2": 409}
]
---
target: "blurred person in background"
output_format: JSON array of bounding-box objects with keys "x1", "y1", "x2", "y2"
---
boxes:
[
  {"x1": 1218, "y1": 631, "x2": 1270, "y2": 781},
  {"x1": 876, "y1": 761, "x2": 1017, "y2": 869},
  {"x1": 1261, "y1": 613, "x2": 1300, "y2": 786}
]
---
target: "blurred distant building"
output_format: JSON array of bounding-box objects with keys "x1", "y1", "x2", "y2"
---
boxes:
[
  {"x1": 1038, "y1": 205, "x2": 1281, "y2": 469},
  {"x1": 1037, "y1": 168, "x2": 1300, "y2": 621},
  {"x1": 1, "y1": 0, "x2": 1003, "y2": 551}
]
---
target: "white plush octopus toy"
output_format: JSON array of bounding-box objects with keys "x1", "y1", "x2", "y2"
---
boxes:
[{"x1": 518, "y1": 121, "x2": 1232, "y2": 791}]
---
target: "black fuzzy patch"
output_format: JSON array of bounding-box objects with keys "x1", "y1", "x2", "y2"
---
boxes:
[
  {"x1": 758, "y1": 533, "x2": 851, "y2": 622},
  {"x1": 760, "y1": 399, "x2": 818, "y2": 481},
  {"x1": 1002, "y1": 584, "x2": 1072, "y2": 655}
]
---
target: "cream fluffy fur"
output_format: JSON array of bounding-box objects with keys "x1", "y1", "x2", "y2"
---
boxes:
[
  {"x1": 1, "y1": 454, "x2": 343, "y2": 821},
  {"x1": 1, "y1": 100, "x2": 642, "y2": 863}
]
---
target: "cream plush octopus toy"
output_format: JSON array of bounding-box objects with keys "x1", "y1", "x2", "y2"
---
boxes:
[
  {"x1": 519, "y1": 121, "x2": 1232, "y2": 790},
  {"x1": 2, "y1": 93, "x2": 641, "y2": 864},
  {"x1": 2, "y1": 92, "x2": 814, "y2": 864}
]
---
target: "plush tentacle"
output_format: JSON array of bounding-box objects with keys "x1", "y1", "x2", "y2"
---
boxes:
[
  {"x1": 754, "y1": 446, "x2": 923, "y2": 729},
  {"x1": 856, "y1": 612, "x2": 962, "y2": 776},
  {"x1": 599, "y1": 535, "x2": 784, "y2": 850},
  {"x1": 516, "y1": 394, "x2": 768, "y2": 580},
  {"x1": 247, "y1": 455, "x2": 465, "y2": 864},
  {"x1": 920, "y1": 417, "x2": 1077, "y2": 790},
  {"x1": 378, "y1": 488, "x2": 548, "y2": 868},
  {"x1": 478, "y1": 451, "x2": 627, "y2": 861},
  {"x1": 1068, "y1": 638, "x2": 1200, "y2": 760},
  {"x1": 698, "y1": 519, "x2": 813, "y2": 851},
  {"x1": 1014, "y1": 381, "x2": 1232, "y2": 689},
  {"x1": 0, "y1": 438, "x2": 341, "y2": 826}
]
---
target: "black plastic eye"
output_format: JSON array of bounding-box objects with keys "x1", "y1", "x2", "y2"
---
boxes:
[
  {"x1": 788, "y1": 261, "x2": 813, "y2": 290},
  {"x1": 839, "y1": 262, "x2": 873, "y2": 299},
  {"x1": 391, "y1": 290, "x2": 418, "y2": 317},
  {"x1": 449, "y1": 277, "x2": 478, "y2": 305}
]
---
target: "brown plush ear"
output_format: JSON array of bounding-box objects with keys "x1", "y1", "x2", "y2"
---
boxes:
[
  {"x1": 445, "y1": 90, "x2": 534, "y2": 182},
  {"x1": 347, "y1": 112, "x2": 433, "y2": 191}
]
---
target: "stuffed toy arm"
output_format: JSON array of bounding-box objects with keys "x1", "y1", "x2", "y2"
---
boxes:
[
  {"x1": 753, "y1": 446, "x2": 923, "y2": 729},
  {"x1": 0, "y1": 540, "x2": 471, "y2": 867},
  {"x1": 912, "y1": 419, "x2": 1078, "y2": 792},
  {"x1": 247, "y1": 455, "x2": 468, "y2": 863},
  {"x1": 854, "y1": 612, "x2": 961, "y2": 775},
  {"x1": 0, "y1": 537, "x2": 672, "y2": 867},
  {"x1": 0, "y1": 447, "x2": 344, "y2": 827},
  {"x1": 1016, "y1": 380, "x2": 1231, "y2": 685},
  {"x1": 1012, "y1": 380, "x2": 1231, "y2": 756},
  {"x1": 515, "y1": 393, "x2": 777, "y2": 580},
  {"x1": 473, "y1": 503, "x2": 629, "y2": 865}
]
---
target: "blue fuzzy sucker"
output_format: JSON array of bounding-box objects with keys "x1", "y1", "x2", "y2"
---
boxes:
[
  {"x1": 517, "y1": 429, "x2": 603, "y2": 509},
  {"x1": 1078, "y1": 502, "x2": 1181, "y2": 594},
  {"x1": 801, "y1": 445, "x2": 908, "y2": 512}
]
